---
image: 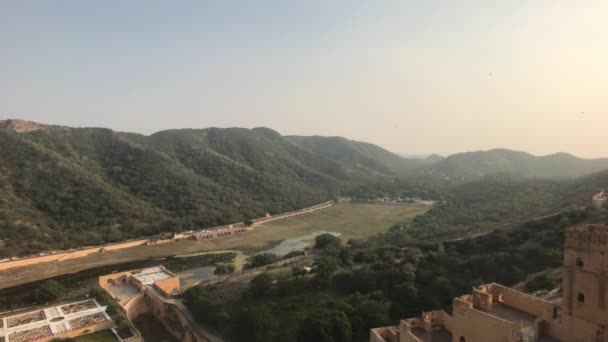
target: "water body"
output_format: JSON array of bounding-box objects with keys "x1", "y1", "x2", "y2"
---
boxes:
[
  {"x1": 261, "y1": 231, "x2": 341, "y2": 256},
  {"x1": 177, "y1": 266, "x2": 216, "y2": 287},
  {"x1": 173, "y1": 231, "x2": 341, "y2": 285}
]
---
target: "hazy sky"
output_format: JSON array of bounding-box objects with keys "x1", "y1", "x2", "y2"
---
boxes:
[{"x1": 1, "y1": 1, "x2": 607, "y2": 157}]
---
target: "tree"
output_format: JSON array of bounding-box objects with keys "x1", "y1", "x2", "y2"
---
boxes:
[
  {"x1": 403, "y1": 248, "x2": 422, "y2": 265},
  {"x1": 525, "y1": 273, "x2": 554, "y2": 292},
  {"x1": 284, "y1": 250, "x2": 306, "y2": 259},
  {"x1": 32, "y1": 280, "x2": 64, "y2": 302},
  {"x1": 183, "y1": 287, "x2": 229, "y2": 327},
  {"x1": 339, "y1": 248, "x2": 353, "y2": 267},
  {"x1": 245, "y1": 253, "x2": 279, "y2": 269},
  {"x1": 314, "y1": 255, "x2": 339, "y2": 278},
  {"x1": 234, "y1": 305, "x2": 278, "y2": 342},
  {"x1": 315, "y1": 233, "x2": 341, "y2": 249},
  {"x1": 292, "y1": 267, "x2": 307, "y2": 278},
  {"x1": 214, "y1": 263, "x2": 236, "y2": 275},
  {"x1": 250, "y1": 273, "x2": 273, "y2": 296},
  {"x1": 297, "y1": 310, "x2": 352, "y2": 342},
  {"x1": 244, "y1": 217, "x2": 254, "y2": 227}
]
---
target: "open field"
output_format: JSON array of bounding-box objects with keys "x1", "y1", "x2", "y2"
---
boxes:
[
  {"x1": 0, "y1": 203, "x2": 427, "y2": 289},
  {"x1": 235, "y1": 203, "x2": 428, "y2": 249}
]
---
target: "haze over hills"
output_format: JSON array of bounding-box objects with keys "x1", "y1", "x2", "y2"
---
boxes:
[
  {"x1": 423, "y1": 149, "x2": 608, "y2": 181},
  {"x1": 1, "y1": 119, "x2": 608, "y2": 257}
]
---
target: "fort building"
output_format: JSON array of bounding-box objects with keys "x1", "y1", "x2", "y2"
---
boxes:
[
  {"x1": 100, "y1": 266, "x2": 222, "y2": 342},
  {"x1": 370, "y1": 224, "x2": 608, "y2": 342},
  {"x1": 100, "y1": 265, "x2": 181, "y2": 301}
]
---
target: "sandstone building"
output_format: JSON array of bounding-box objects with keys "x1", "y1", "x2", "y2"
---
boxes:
[{"x1": 370, "y1": 224, "x2": 608, "y2": 342}]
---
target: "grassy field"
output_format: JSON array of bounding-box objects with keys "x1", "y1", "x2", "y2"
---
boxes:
[
  {"x1": 0, "y1": 203, "x2": 427, "y2": 288},
  {"x1": 226, "y1": 203, "x2": 428, "y2": 250}
]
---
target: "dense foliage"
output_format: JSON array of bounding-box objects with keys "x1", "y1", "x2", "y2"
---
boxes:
[
  {"x1": 185, "y1": 206, "x2": 608, "y2": 342},
  {"x1": 0, "y1": 126, "x2": 375, "y2": 256}
]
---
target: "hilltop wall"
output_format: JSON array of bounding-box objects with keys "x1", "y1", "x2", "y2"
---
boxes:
[{"x1": 0, "y1": 240, "x2": 148, "y2": 271}]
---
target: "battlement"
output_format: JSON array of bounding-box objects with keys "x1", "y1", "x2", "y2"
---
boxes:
[{"x1": 564, "y1": 224, "x2": 608, "y2": 247}]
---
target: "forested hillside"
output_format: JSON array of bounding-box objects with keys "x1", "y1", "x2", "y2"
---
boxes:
[
  {"x1": 1, "y1": 119, "x2": 608, "y2": 258},
  {"x1": 423, "y1": 149, "x2": 608, "y2": 181},
  {"x1": 0, "y1": 121, "x2": 404, "y2": 257},
  {"x1": 286, "y1": 135, "x2": 426, "y2": 175}
]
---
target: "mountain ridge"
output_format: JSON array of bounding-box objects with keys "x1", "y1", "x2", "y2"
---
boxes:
[{"x1": 2, "y1": 119, "x2": 608, "y2": 257}]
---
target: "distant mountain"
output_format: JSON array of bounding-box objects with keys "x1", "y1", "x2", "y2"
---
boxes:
[
  {"x1": 285, "y1": 135, "x2": 424, "y2": 176},
  {"x1": 421, "y1": 149, "x2": 608, "y2": 180}
]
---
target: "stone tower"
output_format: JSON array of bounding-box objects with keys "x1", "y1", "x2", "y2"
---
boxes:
[{"x1": 563, "y1": 224, "x2": 608, "y2": 325}]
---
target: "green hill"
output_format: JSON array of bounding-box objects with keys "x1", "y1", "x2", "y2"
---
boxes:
[
  {"x1": 422, "y1": 149, "x2": 608, "y2": 181},
  {"x1": 2, "y1": 120, "x2": 608, "y2": 258},
  {"x1": 0, "y1": 121, "x2": 402, "y2": 256},
  {"x1": 285, "y1": 135, "x2": 423, "y2": 176}
]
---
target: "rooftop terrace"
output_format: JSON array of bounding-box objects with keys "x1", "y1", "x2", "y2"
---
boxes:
[
  {"x1": 411, "y1": 327, "x2": 452, "y2": 342},
  {"x1": 131, "y1": 266, "x2": 173, "y2": 285}
]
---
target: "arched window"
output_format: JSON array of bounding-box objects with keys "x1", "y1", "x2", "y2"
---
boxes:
[
  {"x1": 576, "y1": 258, "x2": 584, "y2": 268},
  {"x1": 578, "y1": 292, "x2": 585, "y2": 304},
  {"x1": 459, "y1": 337, "x2": 466, "y2": 342}
]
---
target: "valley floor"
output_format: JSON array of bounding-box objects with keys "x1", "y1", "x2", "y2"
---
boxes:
[{"x1": 0, "y1": 203, "x2": 427, "y2": 289}]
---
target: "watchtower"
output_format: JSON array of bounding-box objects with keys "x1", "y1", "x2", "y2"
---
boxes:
[{"x1": 563, "y1": 224, "x2": 608, "y2": 325}]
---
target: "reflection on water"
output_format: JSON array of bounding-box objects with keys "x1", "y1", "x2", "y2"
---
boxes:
[
  {"x1": 178, "y1": 266, "x2": 216, "y2": 287},
  {"x1": 261, "y1": 231, "x2": 341, "y2": 256}
]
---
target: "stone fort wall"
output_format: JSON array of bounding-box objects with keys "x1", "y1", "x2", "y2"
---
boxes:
[{"x1": 0, "y1": 240, "x2": 147, "y2": 271}]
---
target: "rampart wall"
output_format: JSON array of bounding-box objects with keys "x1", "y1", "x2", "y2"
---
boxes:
[
  {"x1": 545, "y1": 313, "x2": 607, "y2": 342},
  {"x1": 451, "y1": 297, "x2": 522, "y2": 342},
  {"x1": 99, "y1": 270, "x2": 135, "y2": 288},
  {"x1": 124, "y1": 289, "x2": 210, "y2": 342},
  {"x1": 482, "y1": 283, "x2": 557, "y2": 319},
  {"x1": 0, "y1": 239, "x2": 148, "y2": 271}
]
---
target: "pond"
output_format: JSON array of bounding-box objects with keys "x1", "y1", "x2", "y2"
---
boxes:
[{"x1": 177, "y1": 266, "x2": 217, "y2": 287}]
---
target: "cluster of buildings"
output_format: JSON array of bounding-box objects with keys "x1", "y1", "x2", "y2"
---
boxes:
[
  {"x1": 371, "y1": 224, "x2": 608, "y2": 342},
  {"x1": 353, "y1": 197, "x2": 437, "y2": 206}
]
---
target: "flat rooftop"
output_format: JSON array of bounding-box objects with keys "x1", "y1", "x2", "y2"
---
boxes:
[
  {"x1": 411, "y1": 327, "x2": 452, "y2": 342},
  {"x1": 0, "y1": 299, "x2": 111, "y2": 342},
  {"x1": 131, "y1": 266, "x2": 173, "y2": 285},
  {"x1": 484, "y1": 302, "x2": 537, "y2": 327}
]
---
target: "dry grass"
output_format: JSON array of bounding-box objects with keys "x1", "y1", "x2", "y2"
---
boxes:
[{"x1": 0, "y1": 203, "x2": 427, "y2": 288}]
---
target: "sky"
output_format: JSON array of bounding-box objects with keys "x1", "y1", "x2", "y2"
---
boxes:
[{"x1": 1, "y1": 1, "x2": 607, "y2": 158}]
